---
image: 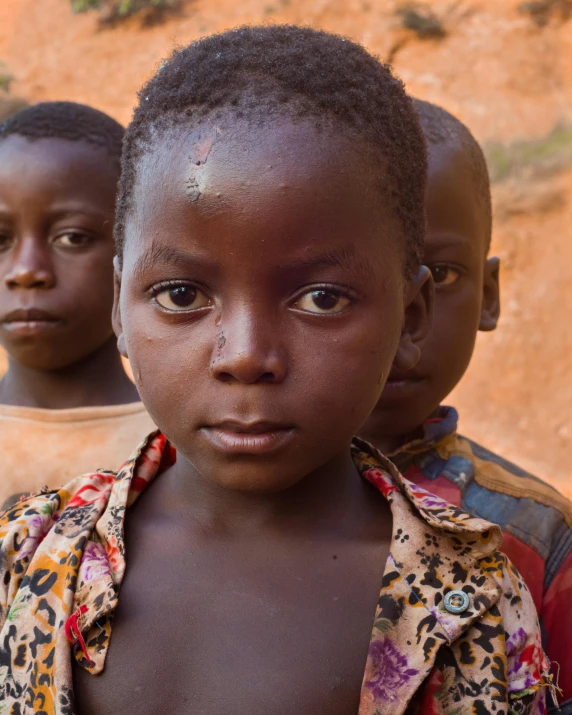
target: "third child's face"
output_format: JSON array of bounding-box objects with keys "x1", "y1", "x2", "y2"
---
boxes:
[
  {"x1": 118, "y1": 119, "x2": 411, "y2": 493},
  {"x1": 0, "y1": 136, "x2": 118, "y2": 370},
  {"x1": 365, "y1": 143, "x2": 499, "y2": 442}
]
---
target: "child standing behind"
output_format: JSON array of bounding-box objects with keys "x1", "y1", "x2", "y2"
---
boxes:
[
  {"x1": 360, "y1": 99, "x2": 571, "y2": 712},
  {"x1": 0, "y1": 102, "x2": 154, "y2": 504}
]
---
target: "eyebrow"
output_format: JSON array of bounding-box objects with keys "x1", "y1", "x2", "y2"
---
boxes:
[
  {"x1": 426, "y1": 232, "x2": 477, "y2": 252},
  {"x1": 280, "y1": 244, "x2": 377, "y2": 281},
  {"x1": 132, "y1": 242, "x2": 205, "y2": 278}
]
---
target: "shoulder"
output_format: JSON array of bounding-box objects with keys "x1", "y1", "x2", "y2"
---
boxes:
[
  {"x1": 444, "y1": 434, "x2": 572, "y2": 559},
  {"x1": 0, "y1": 469, "x2": 117, "y2": 629},
  {"x1": 453, "y1": 434, "x2": 570, "y2": 513}
]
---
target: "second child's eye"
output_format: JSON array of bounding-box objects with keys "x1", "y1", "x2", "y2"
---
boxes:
[
  {"x1": 294, "y1": 289, "x2": 351, "y2": 315},
  {"x1": 53, "y1": 232, "x2": 92, "y2": 248},
  {"x1": 154, "y1": 285, "x2": 211, "y2": 312},
  {"x1": 430, "y1": 264, "x2": 460, "y2": 286},
  {"x1": 0, "y1": 233, "x2": 13, "y2": 252}
]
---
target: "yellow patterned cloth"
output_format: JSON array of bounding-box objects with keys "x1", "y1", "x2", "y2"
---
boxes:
[{"x1": 0, "y1": 433, "x2": 553, "y2": 714}]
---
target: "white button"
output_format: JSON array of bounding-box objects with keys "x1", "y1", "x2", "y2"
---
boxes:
[{"x1": 444, "y1": 590, "x2": 470, "y2": 614}]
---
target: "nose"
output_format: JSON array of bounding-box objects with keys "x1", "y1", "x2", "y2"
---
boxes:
[
  {"x1": 210, "y1": 309, "x2": 287, "y2": 385},
  {"x1": 4, "y1": 239, "x2": 55, "y2": 290}
]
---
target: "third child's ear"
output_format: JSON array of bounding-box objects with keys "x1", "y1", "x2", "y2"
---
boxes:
[
  {"x1": 392, "y1": 265, "x2": 434, "y2": 372},
  {"x1": 479, "y1": 256, "x2": 501, "y2": 332},
  {"x1": 112, "y1": 256, "x2": 128, "y2": 359}
]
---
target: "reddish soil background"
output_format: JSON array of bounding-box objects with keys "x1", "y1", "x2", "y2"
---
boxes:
[{"x1": 1, "y1": 0, "x2": 571, "y2": 495}]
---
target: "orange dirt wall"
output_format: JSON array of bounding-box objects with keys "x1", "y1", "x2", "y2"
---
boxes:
[{"x1": 0, "y1": 0, "x2": 570, "y2": 496}]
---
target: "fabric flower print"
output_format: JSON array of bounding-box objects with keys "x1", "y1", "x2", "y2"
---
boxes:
[
  {"x1": 79, "y1": 541, "x2": 111, "y2": 584},
  {"x1": 362, "y1": 637, "x2": 419, "y2": 702}
]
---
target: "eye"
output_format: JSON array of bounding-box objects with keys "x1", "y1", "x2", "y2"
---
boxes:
[
  {"x1": 154, "y1": 284, "x2": 211, "y2": 312},
  {"x1": 429, "y1": 264, "x2": 460, "y2": 286},
  {"x1": 294, "y1": 289, "x2": 351, "y2": 315},
  {"x1": 0, "y1": 233, "x2": 13, "y2": 252},
  {"x1": 53, "y1": 232, "x2": 93, "y2": 248}
]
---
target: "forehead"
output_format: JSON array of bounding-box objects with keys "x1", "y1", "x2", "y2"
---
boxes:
[
  {"x1": 424, "y1": 141, "x2": 489, "y2": 254},
  {"x1": 124, "y1": 118, "x2": 404, "y2": 274},
  {"x1": 0, "y1": 135, "x2": 118, "y2": 207}
]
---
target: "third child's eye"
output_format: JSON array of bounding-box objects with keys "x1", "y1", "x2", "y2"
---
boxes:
[
  {"x1": 155, "y1": 285, "x2": 211, "y2": 312},
  {"x1": 294, "y1": 289, "x2": 351, "y2": 315},
  {"x1": 430, "y1": 264, "x2": 460, "y2": 286}
]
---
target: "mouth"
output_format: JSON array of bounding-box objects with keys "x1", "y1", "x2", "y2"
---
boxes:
[
  {"x1": 1, "y1": 308, "x2": 64, "y2": 336},
  {"x1": 201, "y1": 420, "x2": 296, "y2": 456},
  {"x1": 381, "y1": 373, "x2": 426, "y2": 399}
]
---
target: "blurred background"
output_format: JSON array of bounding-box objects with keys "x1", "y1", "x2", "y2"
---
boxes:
[{"x1": 1, "y1": 0, "x2": 570, "y2": 495}]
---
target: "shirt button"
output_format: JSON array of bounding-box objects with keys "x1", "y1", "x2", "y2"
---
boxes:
[{"x1": 444, "y1": 590, "x2": 470, "y2": 614}]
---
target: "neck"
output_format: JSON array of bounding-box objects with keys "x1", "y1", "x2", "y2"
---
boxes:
[
  {"x1": 162, "y1": 445, "x2": 386, "y2": 539},
  {"x1": 358, "y1": 411, "x2": 424, "y2": 457},
  {"x1": 0, "y1": 337, "x2": 140, "y2": 409}
]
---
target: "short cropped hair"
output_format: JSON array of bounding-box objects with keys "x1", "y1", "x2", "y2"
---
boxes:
[
  {"x1": 115, "y1": 25, "x2": 427, "y2": 279},
  {"x1": 413, "y1": 99, "x2": 492, "y2": 247},
  {"x1": 0, "y1": 101, "x2": 124, "y2": 165}
]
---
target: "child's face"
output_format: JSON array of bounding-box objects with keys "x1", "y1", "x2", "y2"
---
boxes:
[
  {"x1": 365, "y1": 142, "x2": 500, "y2": 442},
  {"x1": 0, "y1": 136, "x2": 118, "y2": 370},
  {"x1": 116, "y1": 118, "x2": 430, "y2": 493}
]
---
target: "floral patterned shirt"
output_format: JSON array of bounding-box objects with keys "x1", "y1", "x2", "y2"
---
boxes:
[{"x1": 0, "y1": 432, "x2": 554, "y2": 714}]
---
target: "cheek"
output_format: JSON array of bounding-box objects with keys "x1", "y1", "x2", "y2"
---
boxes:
[
  {"x1": 423, "y1": 292, "x2": 481, "y2": 381},
  {"x1": 59, "y1": 252, "x2": 115, "y2": 314},
  {"x1": 290, "y1": 315, "x2": 402, "y2": 428},
  {"x1": 122, "y1": 311, "x2": 207, "y2": 413}
]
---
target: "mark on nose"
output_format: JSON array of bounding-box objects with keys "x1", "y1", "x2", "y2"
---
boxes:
[{"x1": 217, "y1": 332, "x2": 226, "y2": 351}]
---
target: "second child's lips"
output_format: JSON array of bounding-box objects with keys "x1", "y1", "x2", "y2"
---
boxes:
[
  {"x1": 200, "y1": 420, "x2": 296, "y2": 456},
  {"x1": 1, "y1": 308, "x2": 64, "y2": 336}
]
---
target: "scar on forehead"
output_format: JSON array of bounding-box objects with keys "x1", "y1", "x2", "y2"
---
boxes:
[{"x1": 185, "y1": 127, "x2": 222, "y2": 203}]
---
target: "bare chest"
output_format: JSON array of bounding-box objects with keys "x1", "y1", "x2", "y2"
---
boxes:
[{"x1": 73, "y1": 521, "x2": 391, "y2": 715}]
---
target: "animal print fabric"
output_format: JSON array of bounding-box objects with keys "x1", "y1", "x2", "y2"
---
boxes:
[{"x1": 0, "y1": 432, "x2": 553, "y2": 714}]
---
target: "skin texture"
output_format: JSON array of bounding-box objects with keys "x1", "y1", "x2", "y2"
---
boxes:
[
  {"x1": 0, "y1": 136, "x2": 139, "y2": 408},
  {"x1": 73, "y1": 117, "x2": 432, "y2": 714},
  {"x1": 360, "y1": 140, "x2": 500, "y2": 453}
]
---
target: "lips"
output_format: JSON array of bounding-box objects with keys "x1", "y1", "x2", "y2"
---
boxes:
[
  {"x1": 1, "y1": 308, "x2": 64, "y2": 336},
  {"x1": 201, "y1": 420, "x2": 296, "y2": 456}
]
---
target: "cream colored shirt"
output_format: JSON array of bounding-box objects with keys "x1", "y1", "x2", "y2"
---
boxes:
[{"x1": 0, "y1": 401, "x2": 155, "y2": 504}]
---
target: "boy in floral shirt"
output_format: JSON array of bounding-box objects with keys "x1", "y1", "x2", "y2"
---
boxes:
[{"x1": 0, "y1": 27, "x2": 552, "y2": 715}]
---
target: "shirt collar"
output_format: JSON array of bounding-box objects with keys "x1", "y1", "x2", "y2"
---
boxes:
[{"x1": 387, "y1": 405, "x2": 458, "y2": 463}]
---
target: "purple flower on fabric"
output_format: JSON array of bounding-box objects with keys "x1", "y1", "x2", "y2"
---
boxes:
[
  {"x1": 364, "y1": 638, "x2": 419, "y2": 702},
  {"x1": 17, "y1": 514, "x2": 51, "y2": 560},
  {"x1": 80, "y1": 541, "x2": 111, "y2": 583}
]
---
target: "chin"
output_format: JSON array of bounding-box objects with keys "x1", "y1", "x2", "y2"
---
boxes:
[{"x1": 186, "y1": 454, "x2": 307, "y2": 495}]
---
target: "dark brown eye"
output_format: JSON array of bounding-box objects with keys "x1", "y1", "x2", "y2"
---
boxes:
[
  {"x1": 295, "y1": 289, "x2": 350, "y2": 314},
  {"x1": 0, "y1": 233, "x2": 13, "y2": 251},
  {"x1": 430, "y1": 265, "x2": 460, "y2": 286},
  {"x1": 155, "y1": 285, "x2": 211, "y2": 311},
  {"x1": 53, "y1": 232, "x2": 92, "y2": 247}
]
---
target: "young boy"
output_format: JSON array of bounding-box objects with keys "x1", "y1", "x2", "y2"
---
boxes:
[
  {"x1": 0, "y1": 28, "x2": 551, "y2": 715},
  {"x1": 360, "y1": 99, "x2": 571, "y2": 712},
  {"x1": 0, "y1": 102, "x2": 155, "y2": 504}
]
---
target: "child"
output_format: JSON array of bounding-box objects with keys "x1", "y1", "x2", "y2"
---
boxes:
[
  {"x1": 0, "y1": 28, "x2": 551, "y2": 715},
  {"x1": 360, "y1": 99, "x2": 571, "y2": 711},
  {"x1": 0, "y1": 102, "x2": 155, "y2": 504}
]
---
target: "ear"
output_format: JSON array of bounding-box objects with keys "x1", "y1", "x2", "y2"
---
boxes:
[
  {"x1": 479, "y1": 256, "x2": 500, "y2": 332},
  {"x1": 112, "y1": 256, "x2": 128, "y2": 358},
  {"x1": 393, "y1": 265, "x2": 434, "y2": 372}
]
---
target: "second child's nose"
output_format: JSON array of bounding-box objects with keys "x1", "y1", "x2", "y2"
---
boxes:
[
  {"x1": 4, "y1": 241, "x2": 55, "y2": 290},
  {"x1": 210, "y1": 316, "x2": 287, "y2": 385}
]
